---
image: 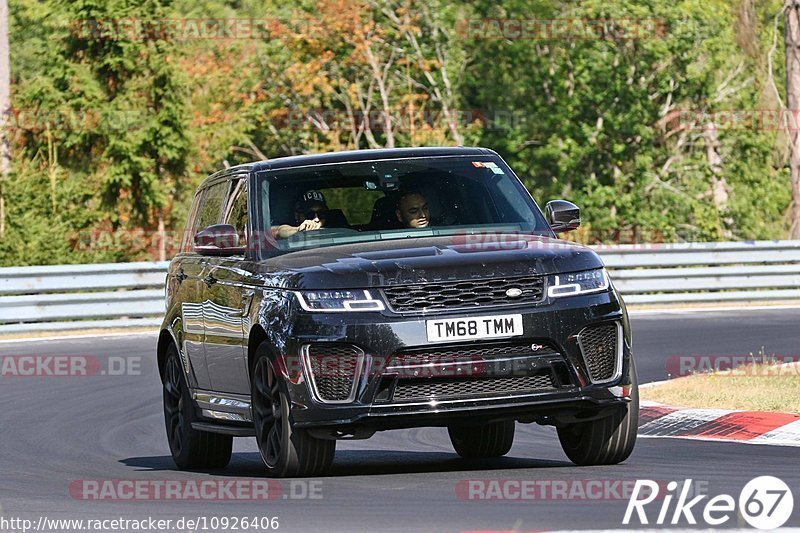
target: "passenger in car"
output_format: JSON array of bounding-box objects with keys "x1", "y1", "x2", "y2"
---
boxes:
[
  {"x1": 395, "y1": 190, "x2": 430, "y2": 229},
  {"x1": 273, "y1": 190, "x2": 330, "y2": 239}
]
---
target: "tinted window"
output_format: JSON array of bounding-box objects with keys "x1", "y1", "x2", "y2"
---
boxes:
[
  {"x1": 257, "y1": 156, "x2": 551, "y2": 254},
  {"x1": 321, "y1": 187, "x2": 383, "y2": 226},
  {"x1": 197, "y1": 181, "x2": 230, "y2": 230},
  {"x1": 180, "y1": 190, "x2": 205, "y2": 253},
  {"x1": 223, "y1": 178, "x2": 249, "y2": 247}
]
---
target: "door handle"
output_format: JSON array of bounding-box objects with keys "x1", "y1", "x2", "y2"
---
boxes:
[{"x1": 203, "y1": 274, "x2": 217, "y2": 287}]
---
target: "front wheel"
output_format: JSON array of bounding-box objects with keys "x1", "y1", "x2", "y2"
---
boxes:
[
  {"x1": 251, "y1": 346, "x2": 335, "y2": 477},
  {"x1": 448, "y1": 420, "x2": 515, "y2": 458},
  {"x1": 162, "y1": 345, "x2": 232, "y2": 470},
  {"x1": 557, "y1": 370, "x2": 638, "y2": 466}
]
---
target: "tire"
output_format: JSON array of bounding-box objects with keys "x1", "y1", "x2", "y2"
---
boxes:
[
  {"x1": 448, "y1": 420, "x2": 515, "y2": 459},
  {"x1": 251, "y1": 345, "x2": 335, "y2": 477},
  {"x1": 162, "y1": 345, "x2": 233, "y2": 470},
  {"x1": 557, "y1": 366, "x2": 639, "y2": 466}
]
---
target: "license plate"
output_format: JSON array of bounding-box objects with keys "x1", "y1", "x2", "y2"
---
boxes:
[{"x1": 426, "y1": 314, "x2": 523, "y2": 343}]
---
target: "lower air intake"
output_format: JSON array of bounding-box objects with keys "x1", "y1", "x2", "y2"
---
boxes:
[
  {"x1": 305, "y1": 344, "x2": 363, "y2": 403},
  {"x1": 578, "y1": 323, "x2": 620, "y2": 383},
  {"x1": 392, "y1": 374, "x2": 555, "y2": 402}
]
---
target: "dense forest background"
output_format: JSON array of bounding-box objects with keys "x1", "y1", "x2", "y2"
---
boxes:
[{"x1": 0, "y1": 0, "x2": 792, "y2": 265}]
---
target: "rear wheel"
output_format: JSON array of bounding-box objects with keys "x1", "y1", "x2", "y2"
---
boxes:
[
  {"x1": 251, "y1": 345, "x2": 335, "y2": 477},
  {"x1": 448, "y1": 420, "x2": 515, "y2": 458},
  {"x1": 557, "y1": 369, "x2": 638, "y2": 466},
  {"x1": 162, "y1": 345, "x2": 232, "y2": 469}
]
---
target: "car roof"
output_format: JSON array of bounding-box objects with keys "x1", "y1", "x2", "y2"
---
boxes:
[{"x1": 200, "y1": 147, "x2": 499, "y2": 188}]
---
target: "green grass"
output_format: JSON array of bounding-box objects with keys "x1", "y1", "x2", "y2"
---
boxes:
[{"x1": 641, "y1": 363, "x2": 800, "y2": 413}]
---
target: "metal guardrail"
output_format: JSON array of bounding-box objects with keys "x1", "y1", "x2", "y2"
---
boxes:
[
  {"x1": 0, "y1": 262, "x2": 169, "y2": 333},
  {"x1": 599, "y1": 240, "x2": 800, "y2": 304},
  {"x1": 1, "y1": 240, "x2": 799, "y2": 333}
]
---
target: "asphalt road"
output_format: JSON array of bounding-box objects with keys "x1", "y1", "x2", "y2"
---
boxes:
[{"x1": 1, "y1": 308, "x2": 799, "y2": 532}]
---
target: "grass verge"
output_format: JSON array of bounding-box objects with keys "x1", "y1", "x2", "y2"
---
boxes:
[
  {"x1": 0, "y1": 327, "x2": 158, "y2": 342},
  {"x1": 641, "y1": 362, "x2": 800, "y2": 413}
]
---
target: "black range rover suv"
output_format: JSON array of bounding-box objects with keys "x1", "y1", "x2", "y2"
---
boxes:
[{"x1": 158, "y1": 147, "x2": 637, "y2": 476}]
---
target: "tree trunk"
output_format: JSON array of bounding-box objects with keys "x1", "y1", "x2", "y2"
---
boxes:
[
  {"x1": 786, "y1": 0, "x2": 800, "y2": 238},
  {"x1": 0, "y1": 0, "x2": 10, "y2": 237},
  {"x1": 703, "y1": 125, "x2": 732, "y2": 239}
]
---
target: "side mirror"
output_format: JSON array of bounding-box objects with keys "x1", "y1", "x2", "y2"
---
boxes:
[
  {"x1": 195, "y1": 224, "x2": 245, "y2": 256},
  {"x1": 545, "y1": 200, "x2": 581, "y2": 233}
]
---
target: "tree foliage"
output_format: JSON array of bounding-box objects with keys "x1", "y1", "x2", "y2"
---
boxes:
[{"x1": 0, "y1": 0, "x2": 793, "y2": 265}]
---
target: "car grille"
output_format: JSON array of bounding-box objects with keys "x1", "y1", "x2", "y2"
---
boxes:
[
  {"x1": 578, "y1": 323, "x2": 619, "y2": 383},
  {"x1": 382, "y1": 276, "x2": 545, "y2": 313},
  {"x1": 305, "y1": 344, "x2": 362, "y2": 402},
  {"x1": 388, "y1": 342, "x2": 557, "y2": 368},
  {"x1": 392, "y1": 375, "x2": 555, "y2": 401}
]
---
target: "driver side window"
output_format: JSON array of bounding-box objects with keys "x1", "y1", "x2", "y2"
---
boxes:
[
  {"x1": 197, "y1": 181, "x2": 230, "y2": 229},
  {"x1": 185, "y1": 181, "x2": 229, "y2": 253},
  {"x1": 223, "y1": 179, "x2": 249, "y2": 248}
]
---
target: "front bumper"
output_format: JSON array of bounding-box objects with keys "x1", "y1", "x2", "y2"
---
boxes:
[{"x1": 272, "y1": 288, "x2": 634, "y2": 433}]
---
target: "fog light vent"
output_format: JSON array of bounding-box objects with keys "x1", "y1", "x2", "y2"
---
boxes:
[
  {"x1": 577, "y1": 323, "x2": 621, "y2": 384},
  {"x1": 304, "y1": 344, "x2": 363, "y2": 403}
]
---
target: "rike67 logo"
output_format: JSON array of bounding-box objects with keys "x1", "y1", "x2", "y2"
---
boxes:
[{"x1": 623, "y1": 476, "x2": 794, "y2": 529}]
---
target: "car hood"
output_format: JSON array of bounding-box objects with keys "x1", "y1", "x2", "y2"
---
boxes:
[{"x1": 255, "y1": 234, "x2": 604, "y2": 290}]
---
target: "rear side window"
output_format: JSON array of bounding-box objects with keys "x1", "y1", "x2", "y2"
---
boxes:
[{"x1": 321, "y1": 187, "x2": 384, "y2": 226}]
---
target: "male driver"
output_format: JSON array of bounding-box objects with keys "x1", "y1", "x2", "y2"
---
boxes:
[
  {"x1": 395, "y1": 190, "x2": 430, "y2": 229},
  {"x1": 273, "y1": 190, "x2": 329, "y2": 239}
]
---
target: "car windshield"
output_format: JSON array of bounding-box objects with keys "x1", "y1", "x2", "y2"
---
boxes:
[{"x1": 255, "y1": 155, "x2": 552, "y2": 254}]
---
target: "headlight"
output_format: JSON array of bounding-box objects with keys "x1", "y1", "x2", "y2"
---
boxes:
[
  {"x1": 547, "y1": 268, "x2": 609, "y2": 298},
  {"x1": 295, "y1": 289, "x2": 385, "y2": 312}
]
